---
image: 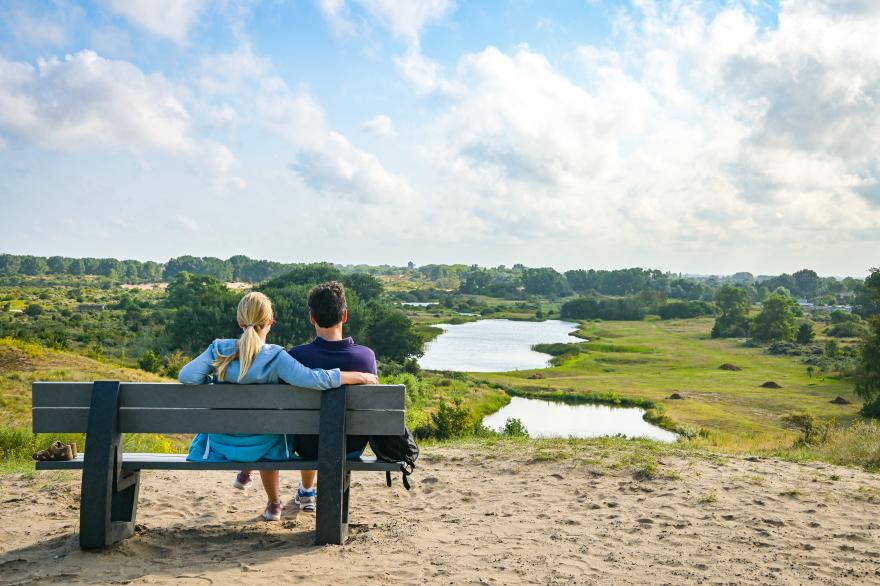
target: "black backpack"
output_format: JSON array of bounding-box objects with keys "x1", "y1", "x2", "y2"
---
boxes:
[{"x1": 369, "y1": 426, "x2": 419, "y2": 490}]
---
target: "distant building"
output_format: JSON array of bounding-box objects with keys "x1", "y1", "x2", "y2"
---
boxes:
[{"x1": 77, "y1": 303, "x2": 105, "y2": 312}]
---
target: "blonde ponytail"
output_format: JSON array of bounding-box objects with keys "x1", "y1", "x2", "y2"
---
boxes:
[{"x1": 213, "y1": 292, "x2": 274, "y2": 382}]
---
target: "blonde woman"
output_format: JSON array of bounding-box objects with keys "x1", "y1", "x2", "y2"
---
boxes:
[{"x1": 178, "y1": 291, "x2": 376, "y2": 521}]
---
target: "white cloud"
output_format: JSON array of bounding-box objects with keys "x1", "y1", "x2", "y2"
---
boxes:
[
  {"x1": 199, "y1": 43, "x2": 272, "y2": 95},
  {"x1": 413, "y1": 1, "x2": 880, "y2": 265},
  {"x1": 317, "y1": 0, "x2": 359, "y2": 37},
  {"x1": 257, "y1": 78, "x2": 412, "y2": 202},
  {"x1": 362, "y1": 114, "x2": 395, "y2": 137},
  {"x1": 175, "y1": 215, "x2": 201, "y2": 232},
  {"x1": 0, "y1": 50, "x2": 244, "y2": 190},
  {"x1": 318, "y1": 0, "x2": 454, "y2": 43},
  {"x1": 353, "y1": 0, "x2": 454, "y2": 44},
  {"x1": 0, "y1": 51, "x2": 191, "y2": 152},
  {"x1": 98, "y1": 0, "x2": 208, "y2": 44},
  {"x1": 1, "y1": 10, "x2": 69, "y2": 47}
]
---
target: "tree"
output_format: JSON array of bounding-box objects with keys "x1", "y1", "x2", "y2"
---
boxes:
[
  {"x1": 711, "y1": 285, "x2": 750, "y2": 338},
  {"x1": 855, "y1": 268, "x2": 880, "y2": 318},
  {"x1": 0, "y1": 254, "x2": 21, "y2": 275},
  {"x1": 47, "y1": 256, "x2": 69, "y2": 274},
  {"x1": 365, "y1": 309, "x2": 423, "y2": 362},
  {"x1": 855, "y1": 316, "x2": 880, "y2": 416},
  {"x1": 164, "y1": 273, "x2": 239, "y2": 353},
  {"x1": 343, "y1": 272, "x2": 383, "y2": 302},
  {"x1": 20, "y1": 256, "x2": 48, "y2": 276},
  {"x1": 523, "y1": 268, "x2": 572, "y2": 297},
  {"x1": 792, "y1": 269, "x2": 820, "y2": 299},
  {"x1": 24, "y1": 303, "x2": 44, "y2": 316},
  {"x1": 796, "y1": 323, "x2": 815, "y2": 344},
  {"x1": 68, "y1": 258, "x2": 84, "y2": 275},
  {"x1": 750, "y1": 293, "x2": 797, "y2": 342}
]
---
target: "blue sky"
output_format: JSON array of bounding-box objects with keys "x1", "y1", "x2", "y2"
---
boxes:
[{"x1": 0, "y1": 0, "x2": 877, "y2": 277}]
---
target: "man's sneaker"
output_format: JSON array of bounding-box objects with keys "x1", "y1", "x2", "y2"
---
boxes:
[
  {"x1": 262, "y1": 501, "x2": 282, "y2": 521},
  {"x1": 233, "y1": 470, "x2": 252, "y2": 490},
  {"x1": 294, "y1": 482, "x2": 317, "y2": 512}
]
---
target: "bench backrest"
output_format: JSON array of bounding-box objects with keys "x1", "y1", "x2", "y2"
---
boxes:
[{"x1": 32, "y1": 383, "x2": 405, "y2": 436}]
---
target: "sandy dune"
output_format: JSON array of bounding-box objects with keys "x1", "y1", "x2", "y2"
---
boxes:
[{"x1": 1, "y1": 445, "x2": 879, "y2": 585}]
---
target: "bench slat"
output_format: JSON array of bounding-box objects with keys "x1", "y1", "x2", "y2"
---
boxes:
[
  {"x1": 33, "y1": 407, "x2": 404, "y2": 435},
  {"x1": 32, "y1": 383, "x2": 404, "y2": 410},
  {"x1": 34, "y1": 453, "x2": 403, "y2": 472}
]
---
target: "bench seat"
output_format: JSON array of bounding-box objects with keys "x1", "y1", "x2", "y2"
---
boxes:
[{"x1": 35, "y1": 453, "x2": 402, "y2": 472}]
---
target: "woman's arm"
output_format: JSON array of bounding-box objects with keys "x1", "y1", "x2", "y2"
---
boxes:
[{"x1": 178, "y1": 343, "x2": 216, "y2": 384}]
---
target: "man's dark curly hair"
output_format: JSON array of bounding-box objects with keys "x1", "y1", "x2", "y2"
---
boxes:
[{"x1": 308, "y1": 281, "x2": 347, "y2": 327}]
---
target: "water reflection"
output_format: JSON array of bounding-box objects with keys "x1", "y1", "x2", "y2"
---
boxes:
[
  {"x1": 483, "y1": 397, "x2": 678, "y2": 442},
  {"x1": 419, "y1": 319, "x2": 577, "y2": 372}
]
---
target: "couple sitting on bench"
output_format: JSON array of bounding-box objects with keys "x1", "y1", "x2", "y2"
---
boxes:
[{"x1": 178, "y1": 281, "x2": 378, "y2": 521}]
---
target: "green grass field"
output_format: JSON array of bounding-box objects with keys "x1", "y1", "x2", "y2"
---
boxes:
[{"x1": 477, "y1": 318, "x2": 861, "y2": 453}]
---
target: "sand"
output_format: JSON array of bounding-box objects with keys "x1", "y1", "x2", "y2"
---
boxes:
[{"x1": 1, "y1": 446, "x2": 879, "y2": 585}]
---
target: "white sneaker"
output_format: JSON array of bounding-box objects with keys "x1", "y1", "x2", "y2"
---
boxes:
[{"x1": 294, "y1": 482, "x2": 317, "y2": 512}]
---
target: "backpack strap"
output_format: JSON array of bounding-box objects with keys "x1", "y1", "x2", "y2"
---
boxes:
[{"x1": 385, "y1": 463, "x2": 416, "y2": 490}]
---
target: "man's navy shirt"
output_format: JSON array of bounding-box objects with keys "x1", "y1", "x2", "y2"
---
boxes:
[
  {"x1": 288, "y1": 336, "x2": 377, "y2": 375},
  {"x1": 288, "y1": 336, "x2": 377, "y2": 458}
]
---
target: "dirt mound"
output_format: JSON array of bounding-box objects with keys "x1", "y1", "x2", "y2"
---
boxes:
[
  {"x1": 830, "y1": 396, "x2": 851, "y2": 405},
  {"x1": 667, "y1": 393, "x2": 684, "y2": 400},
  {"x1": 760, "y1": 381, "x2": 782, "y2": 389},
  {"x1": 718, "y1": 363, "x2": 742, "y2": 371},
  {"x1": 527, "y1": 373, "x2": 544, "y2": 380}
]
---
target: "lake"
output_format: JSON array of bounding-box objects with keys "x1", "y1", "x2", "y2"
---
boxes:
[
  {"x1": 418, "y1": 319, "x2": 578, "y2": 372},
  {"x1": 483, "y1": 397, "x2": 678, "y2": 442}
]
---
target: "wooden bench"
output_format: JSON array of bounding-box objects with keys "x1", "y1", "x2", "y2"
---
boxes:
[{"x1": 32, "y1": 381, "x2": 405, "y2": 548}]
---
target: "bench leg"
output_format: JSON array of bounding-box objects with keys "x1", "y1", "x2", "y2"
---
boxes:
[
  {"x1": 80, "y1": 381, "x2": 140, "y2": 549},
  {"x1": 342, "y1": 470, "x2": 351, "y2": 527},
  {"x1": 315, "y1": 385, "x2": 348, "y2": 545}
]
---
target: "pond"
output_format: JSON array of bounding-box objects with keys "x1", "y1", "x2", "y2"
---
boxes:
[
  {"x1": 483, "y1": 397, "x2": 678, "y2": 442},
  {"x1": 418, "y1": 319, "x2": 578, "y2": 372}
]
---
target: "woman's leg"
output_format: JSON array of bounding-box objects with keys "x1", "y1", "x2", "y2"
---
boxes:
[
  {"x1": 260, "y1": 470, "x2": 281, "y2": 503},
  {"x1": 300, "y1": 470, "x2": 316, "y2": 489}
]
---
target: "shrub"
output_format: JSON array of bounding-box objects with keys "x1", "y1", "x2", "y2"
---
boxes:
[
  {"x1": 24, "y1": 303, "x2": 44, "y2": 316},
  {"x1": 138, "y1": 350, "x2": 162, "y2": 373},
  {"x1": 658, "y1": 300, "x2": 715, "y2": 319},
  {"x1": 795, "y1": 323, "x2": 816, "y2": 344},
  {"x1": 827, "y1": 321, "x2": 867, "y2": 338},
  {"x1": 162, "y1": 351, "x2": 189, "y2": 378},
  {"x1": 781, "y1": 413, "x2": 835, "y2": 446},
  {"x1": 431, "y1": 398, "x2": 476, "y2": 440},
  {"x1": 502, "y1": 417, "x2": 529, "y2": 438}
]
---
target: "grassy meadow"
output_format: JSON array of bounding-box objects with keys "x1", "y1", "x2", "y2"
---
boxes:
[
  {"x1": 476, "y1": 317, "x2": 864, "y2": 455},
  {"x1": 1, "y1": 293, "x2": 876, "y2": 474}
]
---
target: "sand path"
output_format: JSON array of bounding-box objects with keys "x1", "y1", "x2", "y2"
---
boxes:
[{"x1": 1, "y1": 445, "x2": 879, "y2": 585}]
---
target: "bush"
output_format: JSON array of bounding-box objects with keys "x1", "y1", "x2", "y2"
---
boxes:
[
  {"x1": 24, "y1": 303, "x2": 44, "y2": 316},
  {"x1": 430, "y1": 398, "x2": 476, "y2": 440},
  {"x1": 138, "y1": 350, "x2": 162, "y2": 373},
  {"x1": 560, "y1": 296, "x2": 645, "y2": 321},
  {"x1": 502, "y1": 417, "x2": 529, "y2": 438},
  {"x1": 796, "y1": 323, "x2": 815, "y2": 344},
  {"x1": 827, "y1": 321, "x2": 867, "y2": 337},
  {"x1": 161, "y1": 351, "x2": 189, "y2": 378},
  {"x1": 658, "y1": 300, "x2": 715, "y2": 319},
  {"x1": 781, "y1": 413, "x2": 835, "y2": 446}
]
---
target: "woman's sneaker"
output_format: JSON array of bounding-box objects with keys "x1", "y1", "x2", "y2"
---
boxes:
[
  {"x1": 233, "y1": 470, "x2": 252, "y2": 490},
  {"x1": 294, "y1": 482, "x2": 317, "y2": 512},
  {"x1": 262, "y1": 501, "x2": 282, "y2": 521}
]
